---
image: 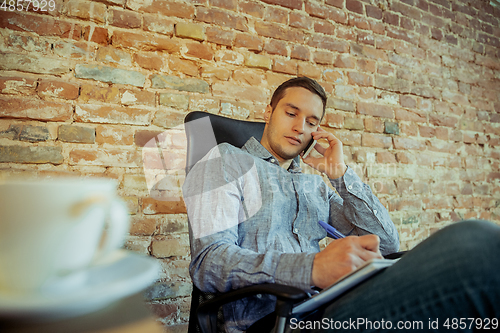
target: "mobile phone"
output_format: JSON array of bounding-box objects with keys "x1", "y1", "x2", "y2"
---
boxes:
[{"x1": 302, "y1": 139, "x2": 317, "y2": 158}]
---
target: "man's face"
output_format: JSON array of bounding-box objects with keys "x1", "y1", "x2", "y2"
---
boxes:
[{"x1": 261, "y1": 87, "x2": 323, "y2": 163}]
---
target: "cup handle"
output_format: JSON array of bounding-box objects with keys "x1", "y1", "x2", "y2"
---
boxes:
[{"x1": 94, "y1": 199, "x2": 130, "y2": 262}]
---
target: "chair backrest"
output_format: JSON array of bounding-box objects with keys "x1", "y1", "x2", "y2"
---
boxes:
[
  {"x1": 184, "y1": 111, "x2": 266, "y2": 173},
  {"x1": 184, "y1": 111, "x2": 266, "y2": 333}
]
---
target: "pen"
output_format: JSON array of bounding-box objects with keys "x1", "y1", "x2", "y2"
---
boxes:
[{"x1": 318, "y1": 220, "x2": 346, "y2": 239}]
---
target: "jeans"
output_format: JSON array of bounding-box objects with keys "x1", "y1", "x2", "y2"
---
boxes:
[{"x1": 289, "y1": 220, "x2": 500, "y2": 332}]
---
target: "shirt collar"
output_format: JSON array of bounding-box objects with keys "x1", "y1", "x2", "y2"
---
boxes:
[{"x1": 242, "y1": 137, "x2": 302, "y2": 173}]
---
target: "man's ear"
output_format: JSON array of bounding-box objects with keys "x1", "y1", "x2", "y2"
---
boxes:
[{"x1": 264, "y1": 104, "x2": 272, "y2": 123}]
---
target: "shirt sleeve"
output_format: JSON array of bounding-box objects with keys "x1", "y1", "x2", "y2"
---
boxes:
[
  {"x1": 183, "y1": 145, "x2": 315, "y2": 293},
  {"x1": 328, "y1": 166, "x2": 400, "y2": 255}
]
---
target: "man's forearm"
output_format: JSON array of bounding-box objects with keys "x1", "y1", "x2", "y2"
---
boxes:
[{"x1": 329, "y1": 167, "x2": 399, "y2": 255}]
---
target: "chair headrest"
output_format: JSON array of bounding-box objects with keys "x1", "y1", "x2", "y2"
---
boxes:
[{"x1": 184, "y1": 111, "x2": 266, "y2": 174}]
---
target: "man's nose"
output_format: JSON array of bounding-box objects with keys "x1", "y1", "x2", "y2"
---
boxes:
[{"x1": 292, "y1": 117, "x2": 305, "y2": 133}]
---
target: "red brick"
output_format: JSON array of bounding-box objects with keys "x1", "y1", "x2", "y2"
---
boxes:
[
  {"x1": 0, "y1": 12, "x2": 81, "y2": 40},
  {"x1": 419, "y1": 126, "x2": 435, "y2": 138},
  {"x1": 143, "y1": 15, "x2": 175, "y2": 36},
  {"x1": 377, "y1": 151, "x2": 397, "y2": 163},
  {"x1": 290, "y1": 12, "x2": 313, "y2": 30},
  {"x1": 325, "y1": 113, "x2": 344, "y2": 128},
  {"x1": 326, "y1": 0, "x2": 343, "y2": 8},
  {"x1": 134, "y1": 130, "x2": 164, "y2": 147},
  {"x1": 234, "y1": 33, "x2": 262, "y2": 51},
  {"x1": 264, "y1": 39, "x2": 287, "y2": 56},
  {"x1": 168, "y1": 57, "x2": 198, "y2": 77},
  {"x1": 400, "y1": 95, "x2": 416, "y2": 108},
  {"x1": 96, "y1": 125, "x2": 134, "y2": 145},
  {"x1": 399, "y1": 123, "x2": 417, "y2": 136},
  {"x1": 386, "y1": 26, "x2": 414, "y2": 44},
  {"x1": 212, "y1": 82, "x2": 267, "y2": 102},
  {"x1": 185, "y1": 42, "x2": 214, "y2": 60},
  {"x1": 307, "y1": 34, "x2": 348, "y2": 52},
  {"x1": 401, "y1": 17, "x2": 414, "y2": 31},
  {"x1": 361, "y1": 133, "x2": 392, "y2": 148},
  {"x1": 349, "y1": 15, "x2": 370, "y2": 30},
  {"x1": 366, "y1": 5, "x2": 382, "y2": 19},
  {"x1": 133, "y1": 53, "x2": 164, "y2": 71},
  {"x1": 127, "y1": 0, "x2": 194, "y2": 18},
  {"x1": 79, "y1": 84, "x2": 119, "y2": 104},
  {"x1": 0, "y1": 76, "x2": 37, "y2": 95},
  {"x1": 264, "y1": 6, "x2": 288, "y2": 24},
  {"x1": 272, "y1": 59, "x2": 297, "y2": 75},
  {"x1": 240, "y1": 1, "x2": 265, "y2": 18},
  {"x1": 370, "y1": 21, "x2": 385, "y2": 35},
  {"x1": 291, "y1": 44, "x2": 310, "y2": 61},
  {"x1": 66, "y1": 0, "x2": 106, "y2": 23},
  {"x1": 346, "y1": 0, "x2": 363, "y2": 14},
  {"x1": 394, "y1": 137, "x2": 425, "y2": 150},
  {"x1": 0, "y1": 96, "x2": 72, "y2": 121},
  {"x1": 334, "y1": 54, "x2": 356, "y2": 68},
  {"x1": 314, "y1": 21, "x2": 336, "y2": 35},
  {"x1": 314, "y1": 51, "x2": 334, "y2": 65},
  {"x1": 83, "y1": 26, "x2": 108, "y2": 45},
  {"x1": 429, "y1": 114, "x2": 458, "y2": 128},
  {"x1": 232, "y1": 70, "x2": 264, "y2": 86},
  {"x1": 109, "y1": 9, "x2": 142, "y2": 29},
  {"x1": 388, "y1": 198, "x2": 422, "y2": 211},
  {"x1": 431, "y1": 27, "x2": 443, "y2": 40},
  {"x1": 383, "y1": 12, "x2": 400, "y2": 26},
  {"x1": 210, "y1": 0, "x2": 238, "y2": 10},
  {"x1": 261, "y1": 0, "x2": 302, "y2": 10},
  {"x1": 148, "y1": 303, "x2": 178, "y2": 319},
  {"x1": 358, "y1": 31, "x2": 375, "y2": 45},
  {"x1": 306, "y1": 1, "x2": 347, "y2": 23},
  {"x1": 255, "y1": 21, "x2": 304, "y2": 43},
  {"x1": 297, "y1": 63, "x2": 321, "y2": 78},
  {"x1": 112, "y1": 31, "x2": 180, "y2": 53},
  {"x1": 357, "y1": 59, "x2": 376, "y2": 73},
  {"x1": 120, "y1": 89, "x2": 156, "y2": 107},
  {"x1": 395, "y1": 108, "x2": 427, "y2": 122},
  {"x1": 196, "y1": 7, "x2": 248, "y2": 32},
  {"x1": 336, "y1": 130, "x2": 361, "y2": 146},
  {"x1": 336, "y1": 26, "x2": 357, "y2": 41},
  {"x1": 395, "y1": 151, "x2": 415, "y2": 164},
  {"x1": 364, "y1": 118, "x2": 384, "y2": 133},
  {"x1": 206, "y1": 27, "x2": 235, "y2": 46},
  {"x1": 38, "y1": 80, "x2": 79, "y2": 100},
  {"x1": 358, "y1": 102, "x2": 394, "y2": 118},
  {"x1": 142, "y1": 198, "x2": 187, "y2": 214},
  {"x1": 75, "y1": 104, "x2": 153, "y2": 125},
  {"x1": 69, "y1": 148, "x2": 141, "y2": 167},
  {"x1": 348, "y1": 72, "x2": 372, "y2": 86}
]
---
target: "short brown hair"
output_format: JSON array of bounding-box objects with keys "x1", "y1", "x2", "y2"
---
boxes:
[{"x1": 269, "y1": 76, "x2": 327, "y2": 119}]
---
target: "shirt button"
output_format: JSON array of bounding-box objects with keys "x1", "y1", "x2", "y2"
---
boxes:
[
  {"x1": 373, "y1": 210, "x2": 377, "y2": 214},
  {"x1": 348, "y1": 185, "x2": 353, "y2": 190},
  {"x1": 256, "y1": 294, "x2": 262, "y2": 298},
  {"x1": 271, "y1": 159, "x2": 275, "y2": 163},
  {"x1": 294, "y1": 228, "x2": 298, "y2": 233}
]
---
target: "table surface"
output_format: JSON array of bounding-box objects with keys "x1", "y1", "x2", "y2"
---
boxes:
[{"x1": 0, "y1": 292, "x2": 164, "y2": 333}]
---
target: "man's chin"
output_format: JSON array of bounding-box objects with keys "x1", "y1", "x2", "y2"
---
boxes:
[{"x1": 279, "y1": 149, "x2": 301, "y2": 160}]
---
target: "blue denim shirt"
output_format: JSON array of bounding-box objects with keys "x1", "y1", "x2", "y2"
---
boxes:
[{"x1": 183, "y1": 137, "x2": 399, "y2": 332}]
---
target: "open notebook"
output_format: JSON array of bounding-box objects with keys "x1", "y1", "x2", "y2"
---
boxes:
[{"x1": 292, "y1": 259, "x2": 397, "y2": 314}]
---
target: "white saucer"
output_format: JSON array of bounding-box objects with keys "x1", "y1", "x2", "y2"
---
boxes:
[{"x1": 0, "y1": 250, "x2": 160, "y2": 321}]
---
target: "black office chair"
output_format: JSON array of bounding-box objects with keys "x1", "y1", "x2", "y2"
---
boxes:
[{"x1": 184, "y1": 111, "x2": 309, "y2": 333}]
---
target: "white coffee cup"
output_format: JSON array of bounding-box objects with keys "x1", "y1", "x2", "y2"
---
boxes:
[{"x1": 0, "y1": 178, "x2": 130, "y2": 296}]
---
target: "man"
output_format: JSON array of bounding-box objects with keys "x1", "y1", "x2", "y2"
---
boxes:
[{"x1": 183, "y1": 77, "x2": 500, "y2": 332}]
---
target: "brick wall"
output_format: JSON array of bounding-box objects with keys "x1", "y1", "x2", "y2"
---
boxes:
[{"x1": 1, "y1": 0, "x2": 499, "y2": 330}]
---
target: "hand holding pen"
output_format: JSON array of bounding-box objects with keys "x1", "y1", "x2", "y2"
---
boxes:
[{"x1": 318, "y1": 220, "x2": 346, "y2": 239}]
